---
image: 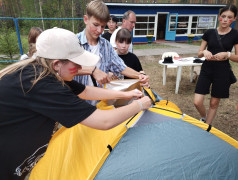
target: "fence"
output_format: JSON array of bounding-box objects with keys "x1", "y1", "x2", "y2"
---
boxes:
[
  {"x1": 0, "y1": 17, "x2": 84, "y2": 63},
  {"x1": 103, "y1": 0, "x2": 235, "y2": 3}
]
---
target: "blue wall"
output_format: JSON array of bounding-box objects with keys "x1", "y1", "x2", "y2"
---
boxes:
[
  {"x1": 107, "y1": 4, "x2": 224, "y2": 42},
  {"x1": 107, "y1": 4, "x2": 221, "y2": 15}
]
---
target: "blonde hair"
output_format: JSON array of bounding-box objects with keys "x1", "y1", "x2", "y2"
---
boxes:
[
  {"x1": 0, "y1": 57, "x2": 67, "y2": 93},
  {"x1": 86, "y1": 0, "x2": 110, "y2": 23}
]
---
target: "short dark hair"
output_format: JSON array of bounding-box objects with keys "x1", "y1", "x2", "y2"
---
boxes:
[
  {"x1": 115, "y1": 28, "x2": 131, "y2": 44},
  {"x1": 110, "y1": 15, "x2": 118, "y2": 23},
  {"x1": 219, "y1": 4, "x2": 237, "y2": 17}
]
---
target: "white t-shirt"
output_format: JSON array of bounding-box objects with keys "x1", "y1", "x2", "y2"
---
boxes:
[
  {"x1": 110, "y1": 27, "x2": 133, "y2": 53},
  {"x1": 88, "y1": 43, "x2": 101, "y2": 106},
  {"x1": 20, "y1": 54, "x2": 29, "y2": 61}
]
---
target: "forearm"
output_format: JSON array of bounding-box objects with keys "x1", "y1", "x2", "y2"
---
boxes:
[
  {"x1": 121, "y1": 67, "x2": 140, "y2": 79},
  {"x1": 78, "y1": 66, "x2": 95, "y2": 75},
  {"x1": 198, "y1": 40, "x2": 207, "y2": 58},
  {"x1": 78, "y1": 86, "x2": 131, "y2": 100},
  {"x1": 80, "y1": 101, "x2": 141, "y2": 130},
  {"x1": 198, "y1": 50, "x2": 205, "y2": 58},
  {"x1": 228, "y1": 52, "x2": 238, "y2": 62}
]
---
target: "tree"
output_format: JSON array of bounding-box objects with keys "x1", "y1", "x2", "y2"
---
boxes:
[{"x1": 0, "y1": 24, "x2": 19, "y2": 59}]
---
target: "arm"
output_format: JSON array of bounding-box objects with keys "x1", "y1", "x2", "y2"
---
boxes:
[
  {"x1": 197, "y1": 40, "x2": 214, "y2": 60},
  {"x1": 197, "y1": 40, "x2": 207, "y2": 58},
  {"x1": 77, "y1": 66, "x2": 110, "y2": 87},
  {"x1": 78, "y1": 86, "x2": 142, "y2": 100},
  {"x1": 212, "y1": 44, "x2": 238, "y2": 62},
  {"x1": 121, "y1": 67, "x2": 150, "y2": 87},
  {"x1": 229, "y1": 44, "x2": 238, "y2": 62},
  {"x1": 80, "y1": 96, "x2": 152, "y2": 130}
]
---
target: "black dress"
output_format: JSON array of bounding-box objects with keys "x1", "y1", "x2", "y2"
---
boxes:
[{"x1": 195, "y1": 29, "x2": 238, "y2": 98}]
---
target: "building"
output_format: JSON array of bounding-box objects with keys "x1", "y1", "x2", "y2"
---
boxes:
[{"x1": 105, "y1": 0, "x2": 235, "y2": 43}]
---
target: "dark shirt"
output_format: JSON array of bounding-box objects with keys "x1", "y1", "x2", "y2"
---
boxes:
[
  {"x1": 203, "y1": 28, "x2": 238, "y2": 55},
  {"x1": 0, "y1": 65, "x2": 96, "y2": 179},
  {"x1": 119, "y1": 52, "x2": 143, "y2": 79},
  {"x1": 102, "y1": 32, "x2": 112, "y2": 42},
  {"x1": 201, "y1": 28, "x2": 238, "y2": 72}
]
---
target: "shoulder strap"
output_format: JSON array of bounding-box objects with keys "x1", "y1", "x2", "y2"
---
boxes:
[
  {"x1": 90, "y1": 75, "x2": 98, "y2": 87},
  {"x1": 214, "y1": 29, "x2": 225, "y2": 51}
]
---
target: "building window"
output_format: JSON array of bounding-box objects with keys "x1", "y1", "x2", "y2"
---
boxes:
[
  {"x1": 169, "y1": 14, "x2": 217, "y2": 36},
  {"x1": 104, "y1": 15, "x2": 156, "y2": 37},
  {"x1": 134, "y1": 15, "x2": 156, "y2": 37}
]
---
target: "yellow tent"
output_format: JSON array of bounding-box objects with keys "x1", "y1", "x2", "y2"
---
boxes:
[{"x1": 30, "y1": 81, "x2": 238, "y2": 180}]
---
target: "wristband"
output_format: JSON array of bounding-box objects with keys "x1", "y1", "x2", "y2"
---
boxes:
[
  {"x1": 227, "y1": 52, "x2": 231, "y2": 58},
  {"x1": 91, "y1": 66, "x2": 97, "y2": 76},
  {"x1": 136, "y1": 100, "x2": 144, "y2": 110}
]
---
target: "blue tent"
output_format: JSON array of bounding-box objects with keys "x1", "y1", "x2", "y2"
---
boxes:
[{"x1": 95, "y1": 108, "x2": 238, "y2": 179}]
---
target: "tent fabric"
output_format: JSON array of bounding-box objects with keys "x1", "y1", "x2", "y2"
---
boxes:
[
  {"x1": 95, "y1": 110, "x2": 238, "y2": 180},
  {"x1": 29, "y1": 84, "x2": 238, "y2": 180},
  {"x1": 29, "y1": 110, "x2": 143, "y2": 180}
]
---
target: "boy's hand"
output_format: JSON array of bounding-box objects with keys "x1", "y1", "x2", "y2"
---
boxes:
[
  {"x1": 92, "y1": 68, "x2": 111, "y2": 87},
  {"x1": 139, "y1": 74, "x2": 150, "y2": 87}
]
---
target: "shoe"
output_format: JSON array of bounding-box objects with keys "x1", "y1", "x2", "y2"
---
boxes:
[{"x1": 200, "y1": 118, "x2": 206, "y2": 123}]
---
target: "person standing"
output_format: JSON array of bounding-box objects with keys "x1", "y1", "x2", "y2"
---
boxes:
[
  {"x1": 102, "y1": 15, "x2": 118, "y2": 42},
  {"x1": 110, "y1": 10, "x2": 136, "y2": 53},
  {"x1": 194, "y1": 4, "x2": 238, "y2": 125},
  {"x1": 74, "y1": 0, "x2": 149, "y2": 105},
  {"x1": 115, "y1": 28, "x2": 144, "y2": 79}
]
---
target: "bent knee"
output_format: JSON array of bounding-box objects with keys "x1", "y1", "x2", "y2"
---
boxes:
[
  {"x1": 209, "y1": 102, "x2": 219, "y2": 109},
  {"x1": 194, "y1": 100, "x2": 203, "y2": 108}
]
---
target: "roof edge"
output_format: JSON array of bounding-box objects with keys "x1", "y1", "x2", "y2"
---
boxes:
[{"x1": 105, "y1": 3, "x2": 226, "y2": 7}]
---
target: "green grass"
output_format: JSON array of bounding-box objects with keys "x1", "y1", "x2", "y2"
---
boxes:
[
  {"x1": 188, "y1": 41, "x2": 202, "y2": 46},
  {"x1": 133, "y1": 43, "x2": 176, "y2": 50}
]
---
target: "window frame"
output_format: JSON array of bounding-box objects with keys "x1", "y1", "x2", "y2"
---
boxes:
[
  {"x1": 169, "y1": 14, "x2": 217, "y2": 36},
  {"x1": 107, "y1": 14, "x2": 156, "y2": 38},
  {"x1": 133, "y1": 14, "x2": 156, "y2": 37}
]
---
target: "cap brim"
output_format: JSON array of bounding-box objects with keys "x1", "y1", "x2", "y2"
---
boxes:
[{"x1": 69, "y1": 50, "x2": 100, "y2": 66}]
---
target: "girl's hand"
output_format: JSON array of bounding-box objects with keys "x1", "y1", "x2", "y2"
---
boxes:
[
  {"x1": 203, "y1": 50, "x2": 215, "y2": 60},
  {"x1": 135, "y1": 96, "x2": 152, "y2": 110},
  {"x1": 213, "y1": 52, "x2": 229, "y2": 61},
  {"x1": 125, "y1": 89, "x2": 143, "y2": 99}
]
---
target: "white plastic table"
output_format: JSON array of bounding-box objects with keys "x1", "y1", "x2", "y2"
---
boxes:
[{"x1": 159, "y1": 57, "x2": 204, "y2": 94}]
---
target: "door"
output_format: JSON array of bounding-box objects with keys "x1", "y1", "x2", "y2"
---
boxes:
[
  {"x1": 165, "y1": 13, "x2": 178, "y2": 41},
  {"x1": 156, "y1": 14, "x2": 167, "y2": 40}
]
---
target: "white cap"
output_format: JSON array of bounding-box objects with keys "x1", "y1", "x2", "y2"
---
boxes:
[{"x1": 36, "y1": 28, "x2": 99, "y2": 66}]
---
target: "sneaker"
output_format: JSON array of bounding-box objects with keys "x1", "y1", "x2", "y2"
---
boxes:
[{"x1": 200, "y1": 118, "x2": 206, "y2": 123}]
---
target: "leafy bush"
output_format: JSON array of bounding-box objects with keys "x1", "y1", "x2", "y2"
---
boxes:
[{"x1": 0, "y1": 24, "x2": 19, "y2": 60}]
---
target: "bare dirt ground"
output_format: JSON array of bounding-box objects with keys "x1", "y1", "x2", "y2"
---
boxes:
[{"x1": 139, "y1": 54, "x2": 238, "y2": 141}]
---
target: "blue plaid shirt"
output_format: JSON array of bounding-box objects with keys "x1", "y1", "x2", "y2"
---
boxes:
[{"x1": 74, "y1": 30, "x2": 126, "y2": 86}]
